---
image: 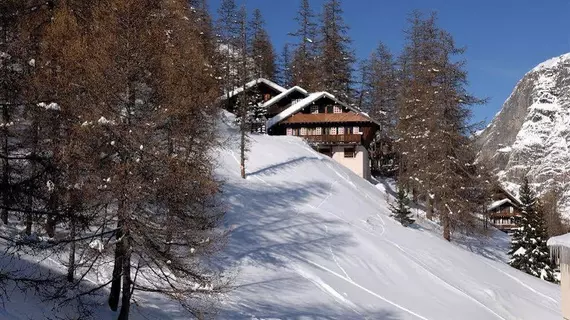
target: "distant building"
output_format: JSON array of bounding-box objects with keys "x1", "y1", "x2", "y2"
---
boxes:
[
  {"x1": 218, "y1": 78, "x2": 380, "y2": 179},
  {"x1": 547, "y1": 234, "x2": 570, "y2": 319},
  {"x1": 487, "y1": 184, "x2": 522, "y2": 233}
]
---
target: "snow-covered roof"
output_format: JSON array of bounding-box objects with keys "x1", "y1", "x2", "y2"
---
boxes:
[
  {"x1": 487, "y1": 199, "x2": 514, "y2": 211},
  {"x1": 548, "y1": 233, "x2": 570, "y2": 264},
  {"x1": 266, "y1": 91, "x2": 382, "y2": 129},
  {"x1": 260, "y1": 86, "x2": 308, "y2": 109},
  {"x1": 548, "y1": 233, "x2": 570, "y2": 248},
  {"x1": 219, "y1": 78, "x2": 286, "y2": 101}
]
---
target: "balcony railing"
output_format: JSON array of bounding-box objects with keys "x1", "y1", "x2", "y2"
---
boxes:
[{"x1": 303, "y1": 134, "x2": 361, "y2": 144}]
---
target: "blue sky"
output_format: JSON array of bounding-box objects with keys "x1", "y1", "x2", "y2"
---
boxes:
[{"x1": 210, "y1": 0, "x2": 570, "y2": 125}]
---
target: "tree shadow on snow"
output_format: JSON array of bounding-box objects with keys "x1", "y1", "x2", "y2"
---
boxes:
[
  {"x1": 218, "y1": 180, "x2": 402, "y2": 318},
  {"x1": 248, "y1": 156, "x2": 323, "y2": 177},
  {"x1": 220, "y1": 180, "x2": 352, "y2": 269},
  {"x1": 0, "y1": 250, "x2": 190, "y2": 319}
]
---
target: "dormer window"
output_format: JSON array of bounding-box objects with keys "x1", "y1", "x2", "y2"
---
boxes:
[
  {"x1": 333, "y1": 105, "x2": 342, "y2": 114},
  {"x1": 311, "y1": 105, "x2": 319, "y2": 114}
]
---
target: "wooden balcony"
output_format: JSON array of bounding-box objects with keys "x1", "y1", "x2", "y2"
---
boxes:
[{"x1": 303, "y1": 134, "x2": 362, "y2": 144}]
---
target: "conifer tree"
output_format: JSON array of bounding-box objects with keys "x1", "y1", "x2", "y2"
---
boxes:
[
  {"x1": 360, "y1": 42, "x2": 398, "y2": 175},
  {"x1": 396, "y1": 11, "x2": 486, "y2": 241},
  {"x1": 509, "y1": 177, "x2": 556, "y2": 283},
  {"x1": 250, "y1": 8, "x2": 276, "y2": 80},
  {"x1": 216, "y1": 0, "x2": 240, "y2": 103},
  {"x1": 279, "y1": 43, "x2": 293, "y2": 87},
  {"x1": 237, "y1": 5, "x2": 250, "y2": 178},
  {"x1": 390, "y1": 188, "x2": 415, "y2": 227},
  {"x1": 317, "y1": 0, "x2": 355, "y2": 102},
  {"x1": 289, "y1": 0, "x2": 318, "y2": 90}
]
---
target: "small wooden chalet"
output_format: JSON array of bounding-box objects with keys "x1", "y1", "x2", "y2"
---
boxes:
[
  {"x1": 487, "y1": 184, "x2": 522, "y2": 233},
  {"x1": 218, "y1": 78, "x2": 286, "y2": 115},
  {"x1": 266, "y1": 91, "x2": 380, "y2": 179}
]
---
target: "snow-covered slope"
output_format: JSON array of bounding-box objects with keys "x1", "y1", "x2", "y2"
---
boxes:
[
  {"x1": 217, "y1": 112, "x2": 560, "y2": 319},
  {"x1": 477, "y1": 53, "x2": 570, "y2": 215},
  {"x1": 0, "y1": 112, "x2": 561, "y2": 319}
]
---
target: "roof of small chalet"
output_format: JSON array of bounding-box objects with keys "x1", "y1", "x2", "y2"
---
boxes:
[
  {"x1": 493, "y1": 184, "x2": 522, "y2": 208},
  {"x1": 548, "y1": 233, "x2": 570, "y2": 264},
  {"x1": 487, "y1": 199, "x2": 515, "y2": 211},
  {"x1": 266, "y1": 91, "x2": 381, "y2": 129},
  {"x1": 261, "y1": 86, "x2": 309, "y2": 109},
  {"x1": 219, "y1": 78, "x2": 286, "y2": 101},
  {"x1": 548, "y1": 233, "x2": 570, "y2": 249}
]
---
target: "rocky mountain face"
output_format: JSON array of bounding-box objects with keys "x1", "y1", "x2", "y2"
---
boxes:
[{"x1": 477, "y1": 53, "x2": 570, "y2": 217}]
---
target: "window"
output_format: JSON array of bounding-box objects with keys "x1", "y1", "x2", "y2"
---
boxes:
[
  {"x1": 330, "y1": 127, "x2": 337, "y2": 135},
  {"x1": 338, "y1": 127, "x2": 345, "y2": 135},
  {"x1": 344, "y1": 147, "x2": 355, "y2": 158},
  {"x1": 264, "y1": 93, "x2": 271, "y2": 101},
  {"x1": 311, "y1": 105, "x2": 319, "y2": 114},
  {"x1": 315, "y1": 127, "x2": 322, "y2": 135},
  {"x1": 300, "y1": 127, "x2": 307, "y2": 136},
  {"x1": 286, "y1": 127, "x2": 293, "y2": 136},
  {"x1": 353, "y1": 126, "x2": 360, "y2": 134},
  {"x1": 509, "y1": 207, "x2": 513, "y2": 214},
  {"x1": 333, "y1": 105, "x2": 342, "y2": 114}
]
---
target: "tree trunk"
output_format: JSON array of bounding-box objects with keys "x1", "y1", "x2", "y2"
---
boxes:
[
  {"x1": 442, "y1": 213, "x2": 451, "y2": 241},
  {"x1": 25, "y1": 194, "x2": 33, "y2": 236},
  {"x1": 426, "y1": 197, "x2": 434, "y2": 220},
  {"x1": 109, "y1": 199, "x2": 126, "y2": 311},
  {"x1": 117, "y1": 233, "x2": 131, "y2": 320},
  {"x1": 67, "y1": 217, "x2": 76, "y2": 282}
]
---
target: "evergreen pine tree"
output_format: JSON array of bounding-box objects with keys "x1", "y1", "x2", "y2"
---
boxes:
[
  {"x1": 289, "y1": 0, "x2": 319, "y2": 90},
  {"x1": 317, "y1": 0, "x2": 355, "y2": 102},
  {"x1": 509, "y1": 177, "x2": 557, "y2": 283},
  {"x1": 390, "y1": 188, "x2": 415, "y2": 227},
  {"x1": 279, "y1": 43, "x2": 293, "y2": 87},
  {"x1": 396, "y1": 11, "x2": 486, "y2": 241},
  {"x1": 250, "y1": 8, "x2": 276, "y2": 80}
]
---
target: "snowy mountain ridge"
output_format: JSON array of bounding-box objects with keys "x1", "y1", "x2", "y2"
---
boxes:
[{"x1": 477, "y1": 52, "x2": 570, "y2": 215}]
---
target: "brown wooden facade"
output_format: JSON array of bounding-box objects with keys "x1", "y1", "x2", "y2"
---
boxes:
[{"x1": 267, "y1": 95, "x2": 379, "y2": 148}]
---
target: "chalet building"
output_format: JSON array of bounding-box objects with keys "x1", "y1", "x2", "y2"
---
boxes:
[
  {"x1": 547, "y1": 234, "x2": 570, "y2": 320},
  {"x1": 487, "y1": 185, "x2": 522, "y2": 233},
  {"x1": 265, "y1": 91, "x2": 380, "y2": 179},
  {"x1": 218, "y1": 78, "x2": 286, "y2": 115},
  {"x1": 218, "y1": 78, "x2": 380, "y2": 179}
]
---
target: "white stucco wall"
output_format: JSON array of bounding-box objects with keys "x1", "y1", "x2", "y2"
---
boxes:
[
  {"x1": 331, "y1": 145, "x2": 370, "y2": 179},
  {"x1": 563, "y1": 263, "x2": 570, "y2": 320}
]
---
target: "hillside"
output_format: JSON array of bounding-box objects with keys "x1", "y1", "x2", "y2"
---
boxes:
[
  {"x1": 0, "y1": 112, "x2": 561, "y2": 319},
  {"x1": 477, "y1": 53, "x2": 570, "y2": 215},
  {"x1": 216, "y1": 112, "x2": 560, "y2": 319}
]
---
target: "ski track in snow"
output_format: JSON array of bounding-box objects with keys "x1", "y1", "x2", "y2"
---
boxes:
[
  {"x1": 295, "y1": 256, "x2": 432, "y2": 320},
  {"x1": 480, "y1": 260, "x2": 558, "y2": 306},
  {"x1": 381, "y1": 239, "x2": 508, "y2": 320}
]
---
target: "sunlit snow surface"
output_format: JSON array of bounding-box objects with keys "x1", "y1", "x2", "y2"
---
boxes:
[
  {"x1": 0, "y1": 111, "x2": 561, "y2": 319},
  {"x1": 217, "y1": 112, "x2": 560, "y2": 320}
]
